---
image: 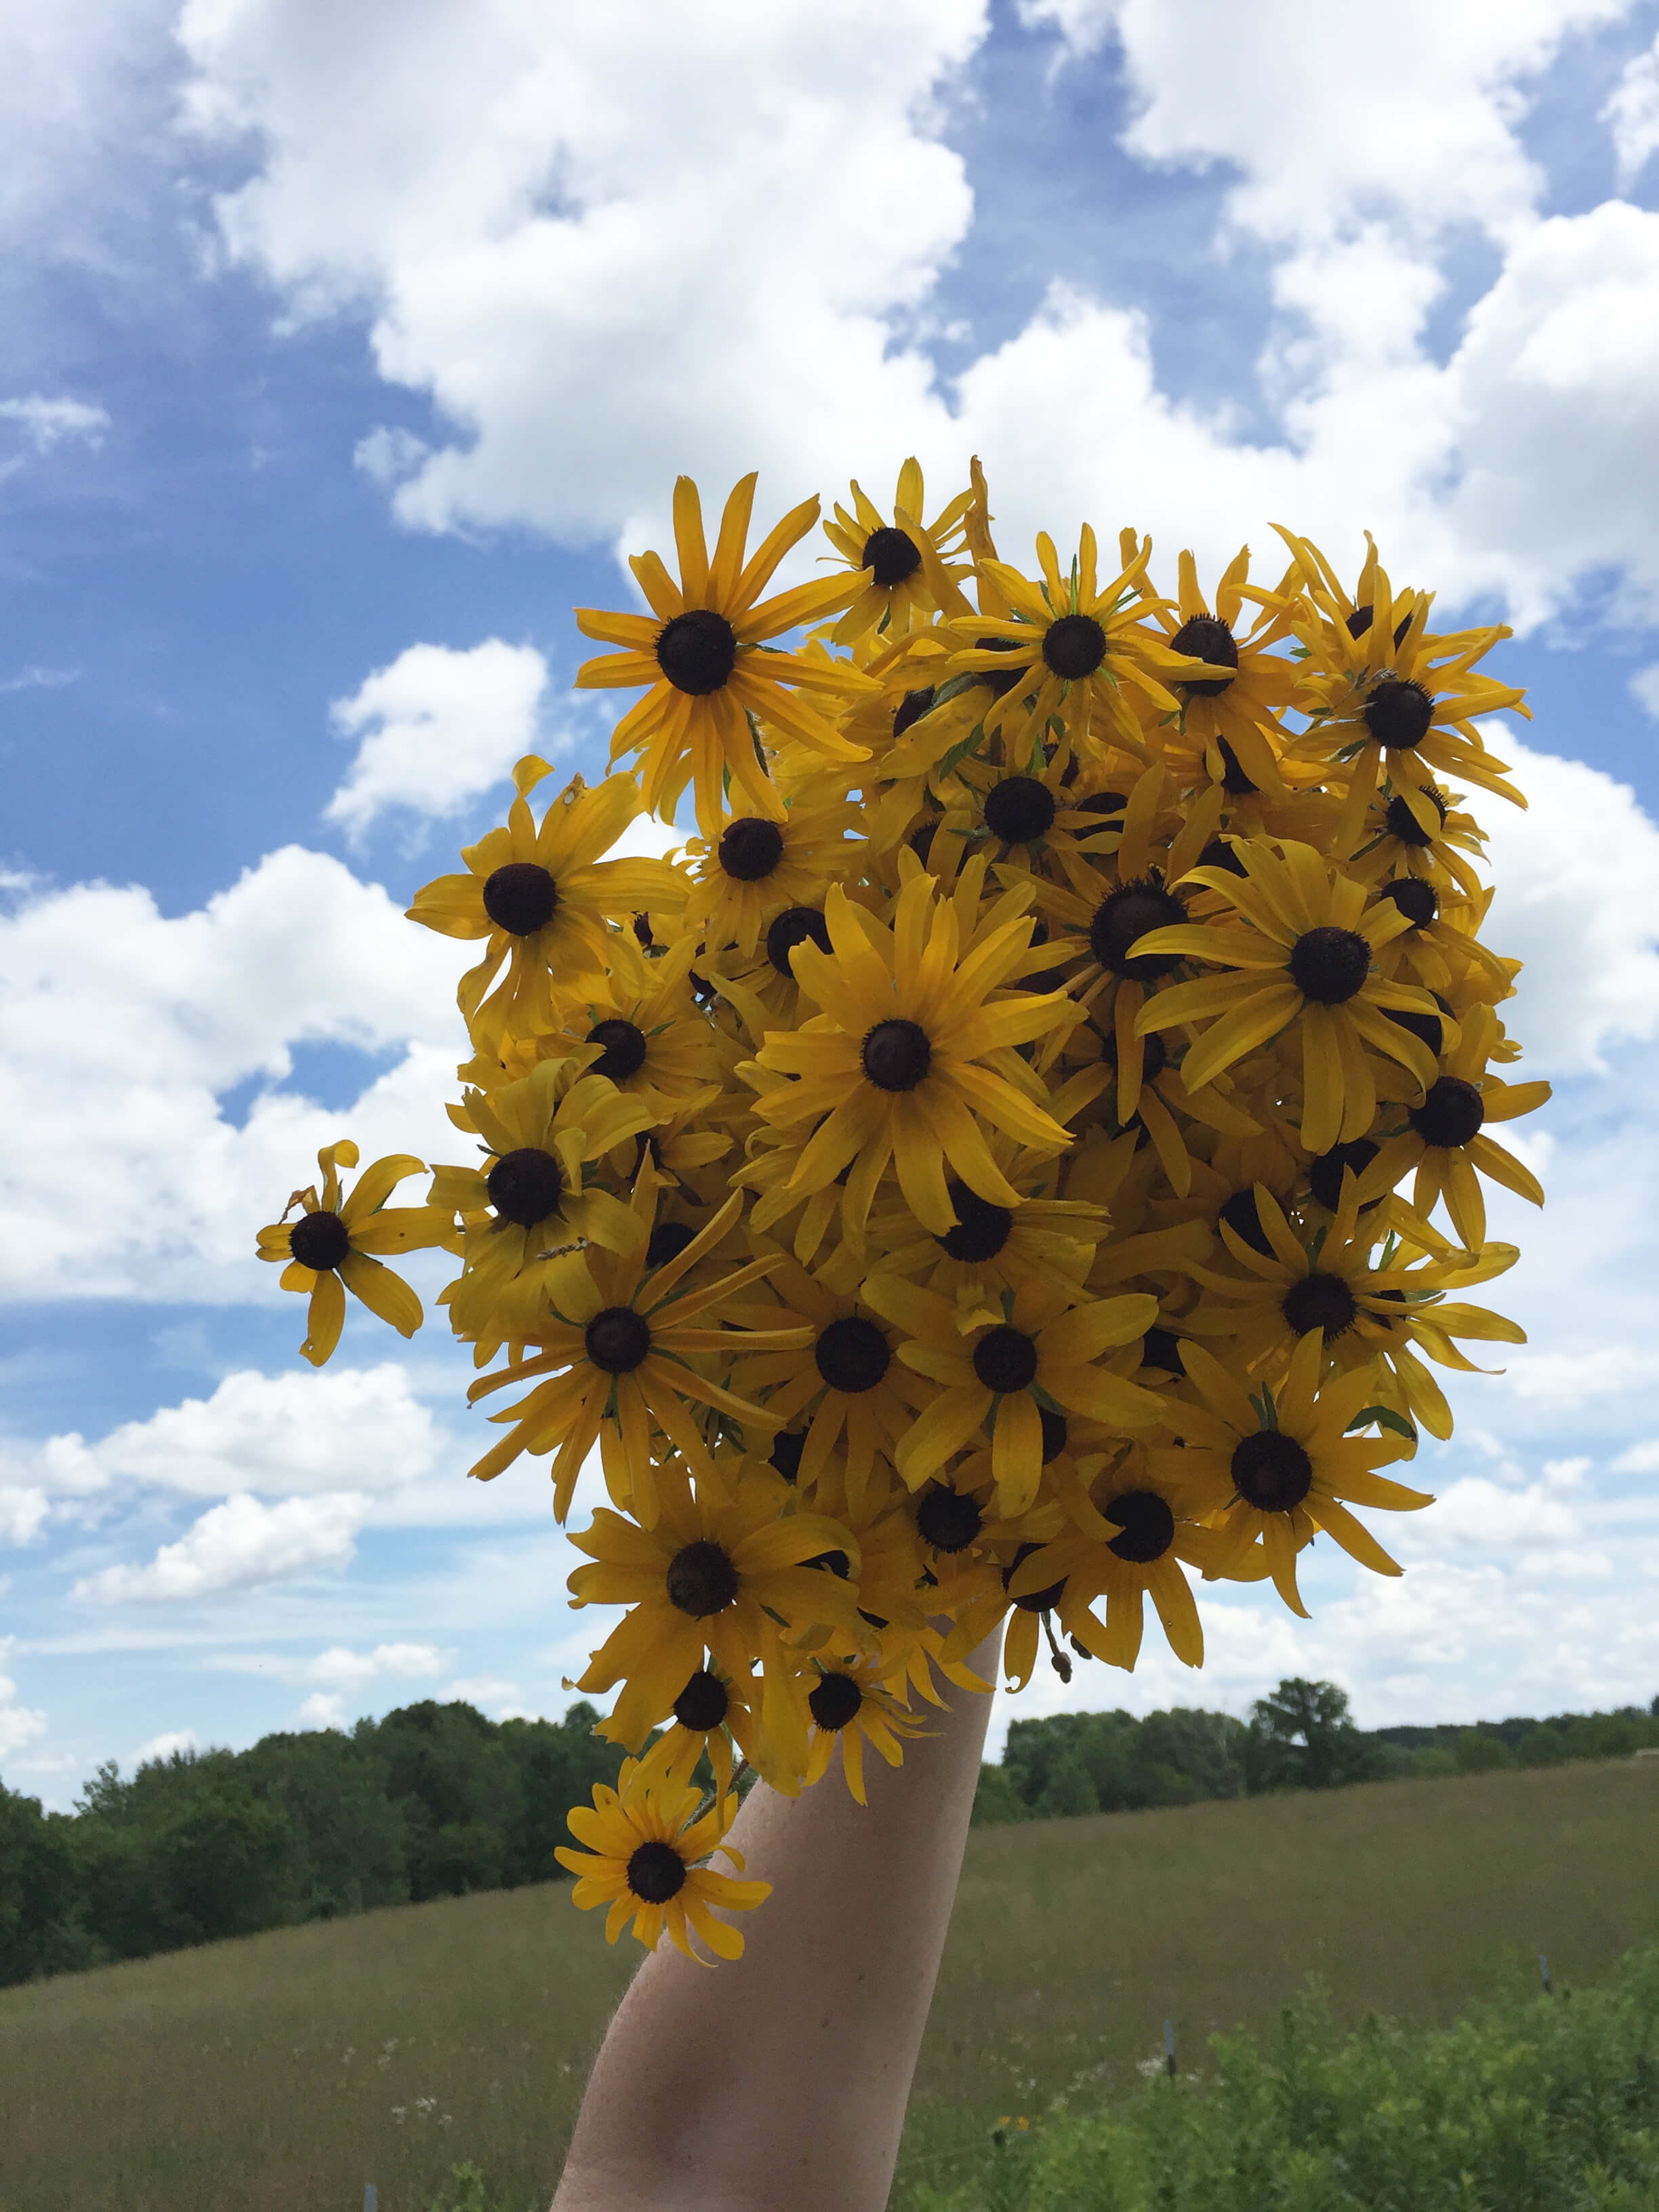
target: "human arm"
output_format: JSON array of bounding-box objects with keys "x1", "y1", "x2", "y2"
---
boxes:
[{"x1": 551, "y1": 1623, "x2": 1002, "y2": 2212}]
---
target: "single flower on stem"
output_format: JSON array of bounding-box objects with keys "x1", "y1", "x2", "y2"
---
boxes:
[{"x1": 256, "y1": 1141, "x2": 455, "y2": 1366}]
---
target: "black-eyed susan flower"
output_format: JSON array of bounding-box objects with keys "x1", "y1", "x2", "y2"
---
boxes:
[
  {"x1": 567, "y1": 1454, "x2": 862, "y2": 1759},
  {"x1": 1360, "y1": 1002, "x2": 1549, "y2": 1248},
  {"x1": 800, "y1": 1650, "x2": 933, "y2": 1803},
  {"x1": 575, "y1": 474, "x2": 874, "y2": 834},
  {"x1": 257, "y1": 1141, "x2": 454, "y2": 1366},
  {"x1": 867, "y1": 1271, "x2": 1164, "y2": 1518},
  {"x1": 745, "y1": 872, "x2": 1075, "y2": 1239},
  {"x1": 1134, "y1": 840, "x2": 1442, "y2": 1155},
  {"x1": 466, "y1": 1185, "x2": 806, "y2": 1526},
  {"x1": 680, "y1": 793, "x2": 860, "y2": 960},
  {"x1": 823, "y1": 458, "x2": 975, "y2": 644},
  {"x1": 431, "y1": 1058, "x2": 654, "y2": 1347},
  {"x1": 554, "y1": 1756, "x2": 770, "y2": 1963},
  {"x1": 1152, "y1": 1334, "x2": 1432, "y2": 1618},
  {"x1": 940, "y1": 527, "x2": 1215, "y2": 759},
  {"x1": 1006, "y1": 1446, "x2": 1232, "y2": 1671},
  {"x1": 407, "y1": 763, "x2": 687, "y2": 1048}
]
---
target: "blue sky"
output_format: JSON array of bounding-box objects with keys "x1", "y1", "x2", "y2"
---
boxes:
[{"x1": 6, "y1": 0, "x2": 1659, "y2": 1801}]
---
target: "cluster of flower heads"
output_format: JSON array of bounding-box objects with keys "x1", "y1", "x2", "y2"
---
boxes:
[{"x1": 258, "y1": 459, "x2": 1548, "y2": 1964}]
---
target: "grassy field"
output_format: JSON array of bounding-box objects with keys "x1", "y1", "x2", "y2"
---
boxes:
[{"x1": 1, "y1": 1757, "x2": 1655, "y2": 2212}]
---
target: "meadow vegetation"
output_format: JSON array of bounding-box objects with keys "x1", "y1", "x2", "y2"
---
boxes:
[
  {"x1": 5, "y1": 1677, "x2": 1655, "y2": 1990},
  {"x1": 0, "y1": 1756, "x2": 1654, "y2": 2211}
]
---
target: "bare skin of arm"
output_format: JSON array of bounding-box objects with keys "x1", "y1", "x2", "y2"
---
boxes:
[{"x1": 551, "y1": 1624, "x2": 1002, "y2": 2212}]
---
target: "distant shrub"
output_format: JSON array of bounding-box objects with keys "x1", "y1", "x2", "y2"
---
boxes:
[
  {"x1": 897, "y1": 1940, "x2": 1659, "y2": 2211},
  {"x1": 1456, "y1": 1727, "x2": 1515, "y2": 1774},
  {"x1": 1520, "y1": 1723, "x2": 1571, "y2": 1767}
]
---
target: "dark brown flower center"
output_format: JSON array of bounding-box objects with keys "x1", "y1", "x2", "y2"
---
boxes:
[
  {"x1": 482, "y1": 861, "x2": 557, "y2": 937},
  {"x1": 937, "y1": 1179, "x2": 1012, "y2": 1263},
  {"x1": 1140, "y1": 1326, "x2": 1183, "y2": 1374},
  {"x1": 673, "y1": 1669, "x2": 729, "y2": 1732},
  {"x1": 289, "y1": 1209, "x2": 350, "y2": 1271},
  {"x1": 766, "y1": 905, "x2": 834, "y2": 979},
  {"x1": 983, "y1": 775, "x2": 1057, "y2": 844},
  {"x1": 893, "y1": 686, "x2": 936, "y2": 739},
  {"x1": 656, "y1": 609, "x2": 737, "y2": 695},
  {"x1": 1281, "y1": 1271, "x2": 1357, "y2": 1338},
  {"x1": 917, "y1": 1483, "x2": 983, "y2": 1553},
  {"x1": 861, "y1": 1018, "x2": 933, "y2": 1092},
  {"x1": 1002, "y1": 1540, "x2": 1065, "y2": 1613},
  {"x1": 1381, "y1": 876, "x2": 1438, "y2": 926},
  {"x1": 815, "y1": 1315, "x2": 890, "y2": 1395},
  {"x1": 487, "y1": 1146, "x2": 564, "y2": 1229},
  {"x1": 809, "y1": 1671, "x2": 863, "y2": 1731},
  {"x1": 1347, "y1": 605, "x2": 1414, "y2": 647},
  {"x1": 718, "y1": 816, "x2": 785, "y2": 882},
  {"x1": 769, "y1": 1429, "x2": 807, "y2": 1483},
  {"x1": 1089, "y1": 876, "x2": 1187, "y2": 980},
  {"x1": 626, "y1": 1839, "x2": 687, "y2": 1903},
  {"x1": 1231, "y1": 1429, "x2": 1313, "y2": 1513},
  {"x1": 645, "y1": 1220, "x2": 698, "y2": 1269},
  {"x1": 1040, "y1": 1408, "x2": 1068, "y2": 1462},
  {"x1": 1289, "y1": 925, "x2": 1370, "y2": 1004},
  {"x1": 1307, "y1": 1138, "x2": 1380, "y2": 1212},
  {"x1": 586, "y1": 1017, "x2": 648, "y2": 1082},
  {"x1": 1364, "y1": 678, "x2": 1434, "y2": 751},
  {"x1": 665, "y1": 1539, "x2": 739, "y2": 1618},
  {"x1": 584, "y1": 1306, "x2": 651, "y2": 1374},
  {"x1": 1171, "y1": 614, "x2": 1238, "y2": 697},
  {"x1": 1042, "y1": 613, "x2": 1107, "y2": 680},
  {"x1": 972, "y1": 1324, "x2": 1038, "y2": 1395},
  {"x1": 974, "y1": 636, "x2": 1027, "y2": 698},
  {"x1": 1105, "y1": 1489, "x2": 1176, "y2": 1563},
  {"x1": 1410, "y1": 1076, "x2": 1485, "y2": 1149},
  {"x1": 1385, "y1": 785, "x2": 1447, "y2": 848},
  {"x1": 863, "y1": 525, "x2": 922, "y2": 588},
  {"x1": 1198, "y1": 836, "x2": 1248, "y2": 876},
  {"x1": 1221, "y1": 1187, "x2": 1275, "y2": 1256}
]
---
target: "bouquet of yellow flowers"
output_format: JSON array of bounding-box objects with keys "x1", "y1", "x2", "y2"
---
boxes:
[{"x1": 257, "y1": 461, "x2": 1547, "y2": 1965}]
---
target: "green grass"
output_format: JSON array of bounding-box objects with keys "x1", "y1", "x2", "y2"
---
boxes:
[{"x1": 1, "y1": 1759, "x2": 1655, "y2": 2212}]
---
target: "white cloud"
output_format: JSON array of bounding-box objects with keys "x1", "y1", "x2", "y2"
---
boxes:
[
  {"x1": 0, "y1": 664, "x2": 77, "y2": 695},
  {"x1": 0, "y1": 1638, "x2": 47, "y2": 1765},
  {"x1": 27, "y1": 1364, "x2": 440, "y2": 1500},
  {"x1": 297, "y1": 1692, "x2": 344, "y2": 1728},
  {"x1": 1108, "y1": 1, "x2": 1620, "y2": 249},
  {"x1": 218, "y1": 1638, "x2": 449, "y2": 1688},
  {"x1": 1604, "y1": 28, "x2": 1659, "y2": 184},
  {"x1": 0, "y1": 846, "x2": 466, "y2": 1301},
  {"x1": 1481, "y1": 736, "x2": 1659, "y2": 1073},
  {"x1": 0, "y1": 393, "x2": 108, "y2": 453},
  {"x1": 1612, "y1": 1439, "x2": 1659, "y2": 1474},
  {"x1": 325, "y1": 638, "x2": 549, "y2": 838},
  {"x1": 444, "y1": 1673, "x2": 533, "y2": 1720},
  {"x1": 74, "y1": 1491, "x2": 369, "y2": 1602},
  {"x1": 134, "y1": 1726, "x2": 199, "y2": 1763},
  {"x1": 171, "y1": 0, "x2": 1659, "y2": 634},
  {"x1": 0, "y1": 1486, "x2": 49, "y2": 1545},
  {"x1": 1631, "y1": 664, "x2": 1659, "y2": 719},
  {"x1": 178, "y1": 0, "x2": 985, "y2": 544}
]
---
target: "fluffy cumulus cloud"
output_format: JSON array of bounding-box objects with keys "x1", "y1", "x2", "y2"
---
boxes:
[
  {"x1": 178, "y1": 0, "x2": 985, "y2": 539},
  {"x1": 176, "y1": 0, "x2": 1659, "y2": 625},
  {"x1": 0, "y1": 846, "x2": 466, "y2": 1300},
  {"x1": 31, "y1": 1364, "x2": 441, "y2": 1500},
  {"x1": 0, "y1": 1640, "x2": 48, "y2": 1763},
  {"x1": 73, "y1": 1490, "x2": 369, "y2": 1603},
  {"x1": 325, "y1": 638, "x2": 549, "y2": 839},
  {"x1": 1481, "y1": 736, "x2": 1659, "y2": 1071},
  {"x1": 1604, "y1": 24, "x2": 1659, "y2": 183},
  {"x1": 211, "y1": 1640, "x2": 449, "y2": 1727}
]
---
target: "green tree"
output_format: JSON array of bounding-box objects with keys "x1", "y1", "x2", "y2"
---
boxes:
[
  {"x1": 366, "y1": 1702, "x2": 524, "y2": 1901},
  {"x1": 1455, "y1": 1728, "x2": 1514, "y2": 1773},
  {"x1": 1246, "y1": 1679, "x2": 1378, "y2": 1793},
  {"x1": 0, "y1": 1783, "x2": 79, "y2": 1983},
  {"x1": 970, "y1": 1764, "x2": 1029, "y2": 1826}
]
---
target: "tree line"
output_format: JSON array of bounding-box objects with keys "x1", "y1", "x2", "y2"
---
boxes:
[
  {"x1": 970, "y1": 1677, "x2": 1659, "y2": 1826},
  {"x1": 2, "y1": 1678, "x2": 1656, "y2": 1988}
]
